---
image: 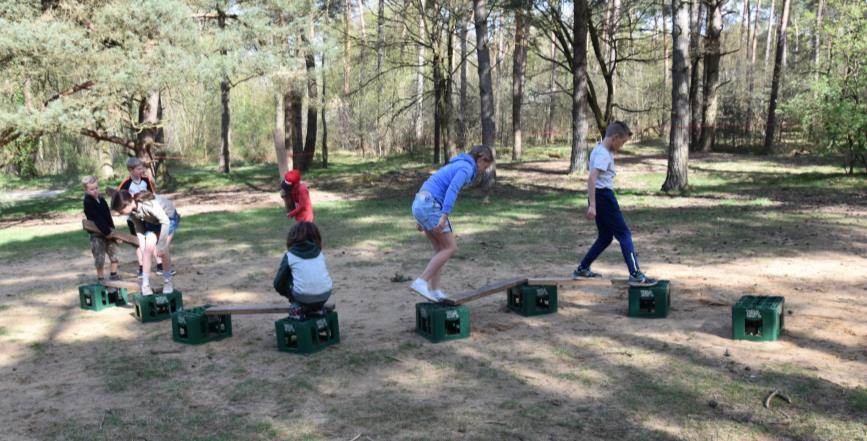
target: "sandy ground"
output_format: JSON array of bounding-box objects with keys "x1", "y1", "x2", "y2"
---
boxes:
[{"x1": 0, "y1": 160, "x2": 865, "y2": 441}]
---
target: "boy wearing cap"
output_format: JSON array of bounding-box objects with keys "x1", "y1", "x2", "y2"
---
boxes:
[
  {"x1": 572, "y1": 121, "x2": 657, "y2": 286},
  {"x1": 280, "y1": 170, "x2": 313, "y2": 222}
]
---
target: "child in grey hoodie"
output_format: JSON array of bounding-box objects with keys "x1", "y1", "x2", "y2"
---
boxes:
[{"x1": 273, "y1": 222, "x2": 333, "y2": 317}]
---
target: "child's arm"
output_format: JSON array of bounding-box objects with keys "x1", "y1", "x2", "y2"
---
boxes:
[
  {"x1": 146, "y1": 202, "x2": 172, "y2": 252},
  {"x1": 84, "y1": 198, "x2": 113, "y2": 236},
  {"x1": 148, "y1": 177, "x2": 158, "y2": 194},
  {"x1": 586, "y1": 168, "x2": 600, "y2": 219},
  {"x1": 273, "y1": 255, "x2": 293, "y2": 297}
]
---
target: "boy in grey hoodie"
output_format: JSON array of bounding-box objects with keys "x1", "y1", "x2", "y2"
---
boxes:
[{"x1": 274, "y1": 222, "x2": 333, "y2": 317}]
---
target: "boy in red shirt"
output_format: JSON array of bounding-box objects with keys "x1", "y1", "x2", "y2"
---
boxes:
[{"x1": 280, "y1": 170, "x2": 313, "y2": 222}]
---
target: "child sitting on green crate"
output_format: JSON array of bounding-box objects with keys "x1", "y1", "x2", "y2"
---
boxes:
[
  {"x1": 273, "y1": 222, "x2": 333, "y2": 318},
  {"x1": 82, "y1": 176, "x2": 121, "y2": 283}
]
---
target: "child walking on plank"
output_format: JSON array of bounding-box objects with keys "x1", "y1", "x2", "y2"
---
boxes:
[
  {"x1": 410, "y1": 145, "x2": 494, "y2": 301},
  {"x1": 572, "y1": 121, "x2": 656, "y2": 286},
  {"x1": 111, "y1": 190, "x2": 180, "y2": 295}
]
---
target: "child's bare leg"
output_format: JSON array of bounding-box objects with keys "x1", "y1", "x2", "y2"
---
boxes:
[
  {"x1": 96, "y1": 266, "x2": 104, "y2": 279},
  {"x1": 142, "y1": 234, "x2": 157, "y2": 286},
  {"x1": 423, "y1": 231, "x2": 444, "y2": 289},
  {"x1": 110, "y1": 261, "x2": 119, "y2": 275},
  {"x1": 420, "y1": 231, "x2": 457, "y2": 289}
]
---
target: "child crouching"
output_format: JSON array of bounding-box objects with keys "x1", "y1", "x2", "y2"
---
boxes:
[{"x1": 273, "y1": 222, "x2": 333, "y2": 317}]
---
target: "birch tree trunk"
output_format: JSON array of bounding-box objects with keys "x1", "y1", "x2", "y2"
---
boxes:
[
  {"x1": 764, "y1": 0, "x2": 776, "y2": 67},
  {"x1": 511, "y1": 7, "x2": 528, "y2": 160},
  {"x1": 473, "y1": 0, "x2": 496, "y2": 149},
  {"x1": 699, "y1": 0, "x2": 723, "y2": 152},
  {"x1": 568, "y1": 0, "x2": 590, "y2": 174},
  {"x1": 274, "y1": 93, "x2": 289, "y2": 176},
  {"x1": 544, "y1": 31, "x2": 557, "y2": 144}
]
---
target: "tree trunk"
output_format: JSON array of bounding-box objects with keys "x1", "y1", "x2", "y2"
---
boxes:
[
  {"x1": 376, "y1": 0, "x2": 385, "y2": 156},
  {"x1": 474, "y1": 0, "x2": 496, "y2": 149},
  {"x1": 301, "y1": 50, "x2": 318, "y2": 171},
  {"x1": 415, "y1": 11, "x2": 425, "y2": 149},
  {"x1": 458, "y1": 13, "x2": 468, "y2": 150},
  {"x1": 688, "y1": 0, "x2": 703, "y2": 151},
  {"x1": 445, "y1": 20, "x2": 456, "y2": 160},
  {"x1": 494, "y1": 14, "x2": 505, "y2": 145},
  {"x1": 136, "y1": 91, "x2": 160, "y2": 179},
  {"x1": 662, "y1": 0, "x2": 669, "y2": 86},
  {"x1": 219, "y1": 78, "x2": 231, "y2": 173},
  {"x1": 321, "y1": 53, "x2": 329, "y2": 169},
  {"x1": 741, "y1": 0, "x2": 751, "y2": 59},
  {"x1": 699, "y1": 0, "x2": 723, "y2": 152},
  {"x1": 764, "y1": 0, "x2": 776, "y2": 67},
  {"x1": 274, "y1": 93, "x2": 289, "y2": 176},
  {"x1": 433, "y1": 51, "x2": 443, "y2": 164},
  {"x1": 284, "y1": 89, "x2": 303, "y2": 170},
  {"x1": 607, "y1": 0, "x2": 620, "y2": 108},
  {"x1": 662, "y1": 0, "x2": 690, "y2": 192},
  {"x1": 813, "y1": 0, "x2": 824, "y2": 81},
  {"x1": 511, "y1": 8, "x2": 529, "y2": 161},
  {"x1": 745, "y1": 0, "x2": 762, "y2": 140},
  {"x1": 544, "y1": 31, "x2": 557, "y2": 144},
  {"x1": 763, "y1": 0, "x2": 791, "y2": 153},
  {"x1": 568, "y1": 0, "x2": 590, "y2": 174}
]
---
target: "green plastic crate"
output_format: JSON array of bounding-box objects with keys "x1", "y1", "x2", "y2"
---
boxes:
[
  {"x1": 133, "y1": 290, "x2": 183, "y2": 323},
  {"x1": 275, "y1": 311, "x2": 340, "y2": 354},
  {"x1": 628, "y1": 280, "x2": 671, "y2": 318},
  {"x1": 78, "y1": 284, "x2": 128, "y2": 311},
  {"x1": 732, "y1": 295, "x2": 785, "y2": 341},
  {"x1": 172, "y1": 305, "x2": 232, "y2": 345},
  {"x1": 508, "y1": 284, "x2": 558, "y2": 316},
  {"x1": 415, "y1": 303, "x2": 470, "y2": 343}
]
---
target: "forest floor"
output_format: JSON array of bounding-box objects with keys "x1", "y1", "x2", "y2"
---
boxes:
[{"x1": 0, "y1": 143, "x2": 865, "y2": 441}]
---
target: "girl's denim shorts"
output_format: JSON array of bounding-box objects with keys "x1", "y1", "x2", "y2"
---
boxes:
[
  {"x1": 412, "y1": 192, "x2": 452, "y2": 233},
  {"x1": 143, "y1": 212, "x2": 181, "y2": 236}
]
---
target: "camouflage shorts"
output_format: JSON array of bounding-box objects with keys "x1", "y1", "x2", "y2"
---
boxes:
[{"x1": 90, "y1": 235, "x2": 119, "y2": 268}]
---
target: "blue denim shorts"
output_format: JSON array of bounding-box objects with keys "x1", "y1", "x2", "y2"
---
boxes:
[
  {"x1": 412, "y1": 192, "x2": 453, "y2": 233},
  {"x1": 143, "y1": 213, "x2": 180, "y2": 236}
]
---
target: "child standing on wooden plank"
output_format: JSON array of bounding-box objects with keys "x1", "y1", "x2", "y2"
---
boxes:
[
  {"x1": 82, "y1": 176, "x2": 120, "y2": 283},
  {"x1": 410, "y1": 145, "x2": 494, "y2": 301},
  {"x1": 280, "y1": 170, "x2": 313, "y2": 222},
  {"x1": 111, "y1": 190, "x2": 180, "y2": 295},
  {"x1": 572, "y1": 121, "x2": 656, "y2": 286},
  {"x1": 273, "y1": 222, "x2": 333, "y2": 318},
  {"x1": 117, "y1": 158, "x2": 167, "y2": 277}
]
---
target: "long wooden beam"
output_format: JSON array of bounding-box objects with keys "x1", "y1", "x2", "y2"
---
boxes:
[
  {"x1": 82, "y1": 220, "x2": 139, "y2": 247},
  {"x1": 204, "y1": 304, "x2": 294, "y2": 315},
  {"x1": 101, "y1": 279, "x2": 141, "y2": 291},
  {"x1": 526, "y1": 277, "x2": 628, "y2": 287},
  {"x1": 441, "y1": 277, "x2": 528, "y2": 305}
]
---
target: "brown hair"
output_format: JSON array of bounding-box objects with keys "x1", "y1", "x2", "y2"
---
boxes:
[
  {"x1": 468, "y1": 144, "x2": 494, "y2": 163},
  {"x1": 110, "y1": 190, "x2": 154, "y2": 212},
  {"x1": 286, "y1": 221, "x2": 322, "y2": 249},
  {"x1": 604, "y1": 121, "x2": 633, "y2": 138}
]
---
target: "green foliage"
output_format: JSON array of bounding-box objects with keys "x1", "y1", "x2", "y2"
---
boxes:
[{"x1": 783, "y1": 2, "x2": 867, "y2": 173}]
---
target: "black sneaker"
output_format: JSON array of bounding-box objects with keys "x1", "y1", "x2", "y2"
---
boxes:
[
  {"x1": 628, "y1": 271, "x2": 657, "y2": 286},
  {"x1": 156, "y1": 264, "x2": 163, "y2": 276},
  {"x1": 109, "y1": 273, "x2": 121, "y2": 281},
  {"x1": 137, "y1": 266, "x2": 143, "y2": 279},
  {"x1": 287, "y1": 304, "x2": 305, "y2": 320},
  {"x1": 572, "y1": 266, "x2": 601, "y2": 279}
]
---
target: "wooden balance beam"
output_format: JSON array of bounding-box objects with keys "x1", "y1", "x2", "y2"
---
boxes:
[
  {"x1": 82, "y1": 220, "x2": 139, "y2": 247},
  {"x1": 440, "y1": 276, "x2": 628, "y2": 306},
  {"x1": 203, "y1": 303, "x2": 336, "y2": 316},
  {"x1": 101, "y1": 279, "x2": 141, "y2": 291}
]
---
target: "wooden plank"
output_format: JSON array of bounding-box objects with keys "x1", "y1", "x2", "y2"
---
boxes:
[
  {"x1": 204, "y1": 304, "x2": 294, "y2": 315},
  {"x1": 101, "y1": 279, "x2": 141, "y2": 291},
  {"x1": 526, "y1": 277, "x2": 629, "y2": 287},
  {"x1": 82, "y1": 220, "x2": 139, "y2": 247},
  {"x1": 441, "y1": 277, "x2": 528, "y2": 305}
]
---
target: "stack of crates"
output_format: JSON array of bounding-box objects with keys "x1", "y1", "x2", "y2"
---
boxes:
[
  {"x1": 171, "y1": 305, "x2": 232, "y2": 345},
  {"x1": 134, "y1": 290, "x2": 183, "y2": 322},
  {"x1": 275, "y1": 311, "x2": 340, "y2": 354},
  {"x1": 732, "y1": 295, "x2": 785, "y2": 341},
  {"x1": 507, "y1": 284, "x2": 558, "y2": 316},
  {"x1": 415, "y1": 302, "x2": 470, "y2": 343},
  {"x1": 78, "y1": 284, "x2": 128, "y2": 311},
  {"x1": 627, "y1": 280, "x2": 671, "y2": 318}
]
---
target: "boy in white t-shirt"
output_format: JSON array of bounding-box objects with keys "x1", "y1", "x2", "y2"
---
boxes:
[{"x1": 572, "y1": 121, "x2": 656, "y2": 286}]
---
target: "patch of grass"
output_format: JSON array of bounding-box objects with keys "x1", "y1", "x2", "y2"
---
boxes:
[
  {"x1": 851, "y1": 387, "x2": 867, "y2": 413},
  {"x1": 0, "y1": 326, "x2": 7, "y2": 337},
  {"x1": 29, "y1": 342, "x2": 45, "y2": 351},
  {"x1": 99, "y1": 354, "x2": 186, "y2": 392}
]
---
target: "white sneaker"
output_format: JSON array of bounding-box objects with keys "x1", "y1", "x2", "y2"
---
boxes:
[
  {"x1": 162, "y1": 281, "x2": 173, "y2": 294},
  {"x1": 141, "y1": 284, "x2": 153, "y2": 296},
  {"x1": 431, "y1": 289, "x2": 448, "y2": 301},
  {"x1": 410, "y1": 278, "x2": 437, "y2": 302}
]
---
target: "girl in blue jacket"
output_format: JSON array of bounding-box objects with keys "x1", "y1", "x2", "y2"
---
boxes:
[{"x1": 410, "y1": 145, "x2": 494, "y2": 301}]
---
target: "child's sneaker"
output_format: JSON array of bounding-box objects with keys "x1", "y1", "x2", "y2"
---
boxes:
[
  {"x1": 410, "y1": 278, "x2": 437, "y2": 302},
  {"x1": 156, "y1": 263, "x2": 163, "y2": 276},
  {"x1": 141, "y1": 284, "x2": 153, "y2": 296},
  {"x1": 431, "y1": 290, "x2": 448, "y2": 302},
  {"x1": 162, "y1": 281, "x2": 173, "y2": 294},
  {"x1": 109, "y1": 273, "x2": 121, "y2": 281},
  {"x1": 628, "y1": 271, "x2": 657, "y2": 286},
  {"x1": 137, "y1": 266, "x2": 143, "y2": 279},
  {"x1": 286, "y1": 304, "x2": 304, "y2": 320},
  {"x1": 572, "y1": 266, "x2": 601, "y2": 279},
  {"x1": 97, "y1": 277, "x2": 105, "y2": 284}
]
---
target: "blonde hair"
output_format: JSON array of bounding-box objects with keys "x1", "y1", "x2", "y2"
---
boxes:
[
  {"x1": 81, "y1": 176, "x2": 98, "y2": 188},
  {"x1": 126, "y1": 157, "x2": 145, "y2": 170}
]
